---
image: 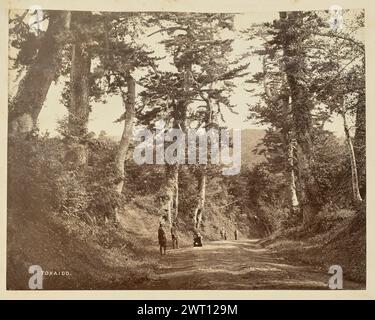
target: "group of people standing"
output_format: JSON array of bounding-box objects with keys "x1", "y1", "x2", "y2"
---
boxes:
[
  {"x1": 158, "y1": 219, "x2": 240, "y2": 255},
  {"x1": 158, "y1": 221, "x2": 179, "y2": 256},
  {"x1": 157, "y1": 221, "x2": 204, "y2": 255},
  {"x1": 220, "y1": 227, "x2": 239, "y2": 241}
]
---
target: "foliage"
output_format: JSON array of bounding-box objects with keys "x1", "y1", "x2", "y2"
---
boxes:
[
  {"x1": 8, "y1": 129, "x2": 124, "y2": 224},
  {"x1": 7, "y1": 10, "x2": 366, "y2": 241}
]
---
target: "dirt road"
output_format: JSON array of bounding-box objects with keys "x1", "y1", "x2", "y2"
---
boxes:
[{"x1": 145, "y1": 240, "x2": 363, "y2": 290}]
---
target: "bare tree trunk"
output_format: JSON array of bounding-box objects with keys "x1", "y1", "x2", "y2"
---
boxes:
[
  {"x1": 354, "y1": 100, "x2": 366, "y2": 199},
  {"x1": 160, "y1": 64, "x2": 190, "y2": 224},
  {"x1": 174, "y1": 170, "x2": 179, "y2": 221},
  {"x1": 265, "y1": 65, "x2": 300, "y2": 217},
  {"x1": 162, "y1": 165, "x2": 179, "y2": 224},
  {"x1": 161, "y1": 87, "x2": 188, "y2": 223},
  {"x1": 114, "y1": 75, "x2": 135, "y2": 193},
  {"x1": 282, "y1": 88, "x2": 300, "y2": 216},
  {"x1": 9, "y1": 11, "x2": 71, "y2": 135},
  {"x1": 193, "y1": 165, "x2": 207, "y2": 230},
  {"x1": 264, "y1": 59, "x2": 300, "y2": 216},
  {"x1": 288, "y1": 138, "x2": 300, "y2": 212},
  {"x1": 341, "y1": 110, "x2": 363, "y2": 204},
  {"x1": 66, "y1": 39, "x2": 91, "y2": 167},
  {"x1": 293, "y1": 138, "x2": 319, "y2": 224}
]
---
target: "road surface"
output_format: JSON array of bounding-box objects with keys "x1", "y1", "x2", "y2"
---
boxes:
[{"x1": 145, "y1": 240, "x2": 363, "y2": 290}]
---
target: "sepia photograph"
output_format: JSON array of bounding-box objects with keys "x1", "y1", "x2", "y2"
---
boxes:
[{"x1": 5, "y1": 2, "x2": 367, "y2": 292}]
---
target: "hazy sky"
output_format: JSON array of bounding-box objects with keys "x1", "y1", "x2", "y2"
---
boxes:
[{"x1": 10, "y1": 11, "x2": 351, "y2": 138}]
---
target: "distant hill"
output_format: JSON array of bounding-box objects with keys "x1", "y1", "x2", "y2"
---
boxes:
[{"x1": 241, "y1": 129, "x2": 266, "y2": 168}]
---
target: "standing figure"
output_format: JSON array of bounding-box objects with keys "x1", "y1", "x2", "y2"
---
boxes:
[
  {"x1": 158, "y1": 222, "x2": 167, "y2": 255},
  {"x1": 234, "y1": 228, "x2": 238, "y2": 240},
  {"x1": 224, "y1": 229, "x2": 227, "y2": 240},
  {"x1": 171, "y1": 223, "x2": 179, "y2": 249},
  {"x1": 221, "y1": 227, "x2": 226, "y2": 240}
]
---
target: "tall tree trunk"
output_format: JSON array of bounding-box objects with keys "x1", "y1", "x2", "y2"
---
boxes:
[
  {"x1": 288, "y1": 138, "x2": 300, "y2": 212},
  {"x1": 192, "y1": 92, "x2": 212, "y2": 231},
  {"x1": 341, "y1": 110, "x2": 363, "y2": 204},
  {"x1": 174, "y1": 170, "x2": 179, "y2": 221},
  {"x1": 161, "y1": 107, "x2": 185, "y2": 224},
  {"x1": 193, "y1": 165, "x2": 207, "y2": 230},
  {"x1": 9, "y1": 11, "x2": 71, "y2": 135},
  {"x1": 264, "y1": 59, "x2": 300, "y2": 216},
  {"x1": 66, "y1": 39, "x2": 91, "y2": 167},
  {"x1": 163, "y1": 164, "x2": 179, "y2": 224},
  {"x1": 281, "y1": 85, "x2": 300, "y2": 216},
  {"x1": 354, "y1": 100, "x2": 366, "y2": 199},
  {"x1": 280, "y1": 11, "x2": 321, "y2": 225},
  {"x1": 114, "y1": 75, "x2": 135, "y2": 194},
  {"x1": 161, "y1": 63, "x2": 190, "y2": 223}
]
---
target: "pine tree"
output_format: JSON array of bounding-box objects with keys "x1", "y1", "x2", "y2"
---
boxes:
[
  {"x1": 9, "y1": 10, "x2": 72, "y2": 135},
  {"x1": 139, "y1": 13, "x2": 248, "y2": 227}
]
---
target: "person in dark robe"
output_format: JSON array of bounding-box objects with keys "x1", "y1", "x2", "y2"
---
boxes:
[{"x1": 193, "y1": 228, "x2": 203, "y2": 247}]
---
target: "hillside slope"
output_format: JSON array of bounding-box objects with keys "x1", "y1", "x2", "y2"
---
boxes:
[
  {"x1": 7, "y1": 194, "x2": 248, "y2": 290},
  {"x1": 241, "y1": 129, "x2": 266, "y2": 168}
]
